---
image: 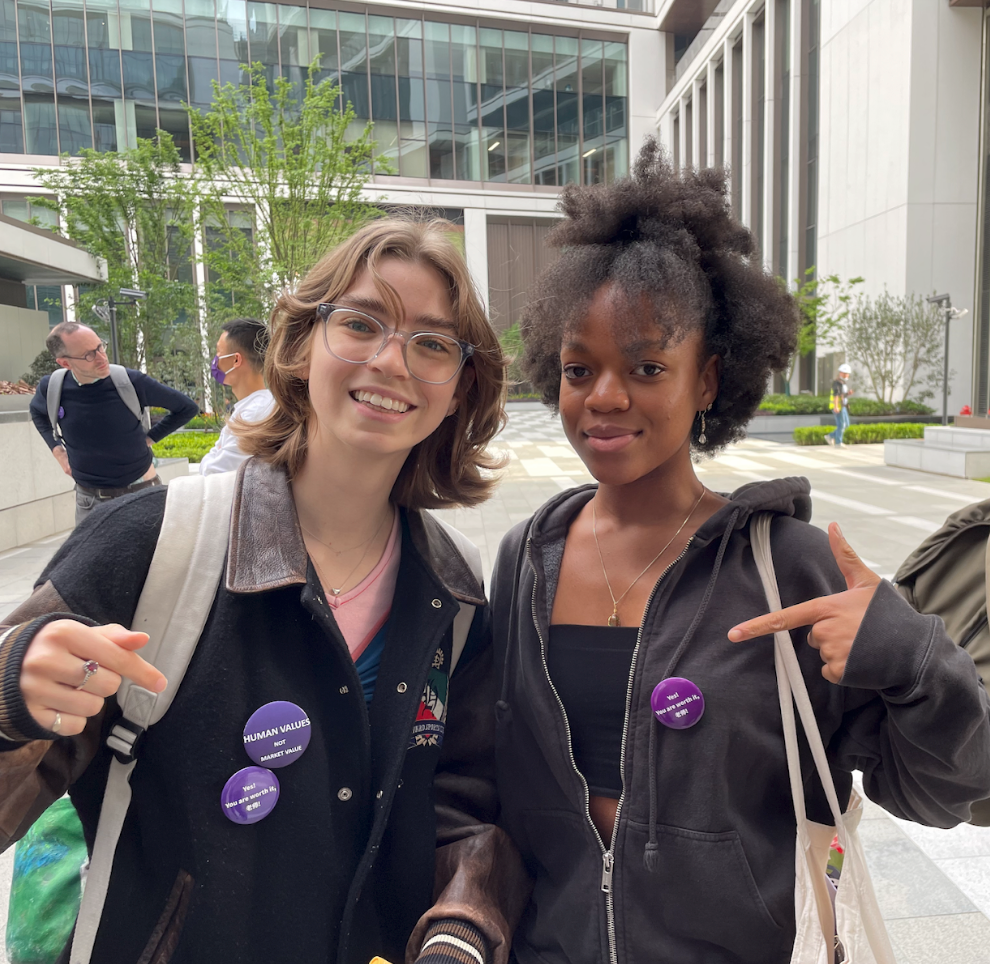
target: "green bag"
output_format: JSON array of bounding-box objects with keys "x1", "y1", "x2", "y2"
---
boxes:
[
  {"x1": 895, "y1": 498, "x2": 990, "y2": 826},
  {"x1": 6, "y1": 797, "x2": 86, "y2": 964}
]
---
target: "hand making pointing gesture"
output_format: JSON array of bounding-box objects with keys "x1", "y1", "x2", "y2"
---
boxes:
[
  {"x1": 20, "y1": 620, "x2": 168, "y2": 737},
  {"x1": 728, "y1": 523, "x2": 882, "y2": 683}
]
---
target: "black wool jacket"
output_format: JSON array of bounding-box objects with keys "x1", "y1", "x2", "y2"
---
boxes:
[
  {"x1": 0, "y1": 460, "x2": 513, "y2": 964},
  {"x1": 491, "y1": 478, "x2": 990, "y2": 964}
]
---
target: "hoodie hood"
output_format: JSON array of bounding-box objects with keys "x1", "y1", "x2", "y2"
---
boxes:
[{"x1": 527, "y1": 476, "x2": 813, "y2": 551}]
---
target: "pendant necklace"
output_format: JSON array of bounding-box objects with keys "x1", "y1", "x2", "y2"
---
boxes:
[
  {"x1": 305, "y1": 506, "x2": 393, "y2": 597},
  {"x1": 592, "y1": 487, "x2": 707, "y2": 627}
]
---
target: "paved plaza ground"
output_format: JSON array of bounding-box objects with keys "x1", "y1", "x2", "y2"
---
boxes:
[{"x1": 1, "y1": 405, "x2": 989, "y2": 962}]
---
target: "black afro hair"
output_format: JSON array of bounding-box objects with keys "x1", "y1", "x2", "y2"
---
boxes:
[{"x1": 520, "y1": 138, "x2": 799, "y2": 453}]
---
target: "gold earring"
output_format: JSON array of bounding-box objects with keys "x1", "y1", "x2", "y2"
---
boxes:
[{"x1": 698, "y1": 402, "x2": 712, "y2": 445}]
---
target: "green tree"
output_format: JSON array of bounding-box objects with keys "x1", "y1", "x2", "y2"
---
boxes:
[
  {"x1": 188, "y1": 61, "x2": 388, "y2": 329},
  {"x1": 783, "y1": 268, "x2": 863, "y2": 394},
  {"x1": 30, "y1": 135, "x2": 200, "y2": 389},
  {"x1": 842, "y1": 290, "x2": 945, "y2": 404}
]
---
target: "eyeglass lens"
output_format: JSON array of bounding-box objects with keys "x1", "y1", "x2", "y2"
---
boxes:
[{"x1": 323, "y1": 310, "x2": 465, "y2": 384}]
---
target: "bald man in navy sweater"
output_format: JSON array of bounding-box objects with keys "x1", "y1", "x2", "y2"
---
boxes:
[{"x1": 30, "y1": 322, "x2": 198, "y2": 525}]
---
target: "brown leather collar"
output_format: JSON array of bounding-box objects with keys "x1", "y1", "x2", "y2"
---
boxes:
[{"x1": 225, "y1": 458, "x2": 486, "y2": 606}]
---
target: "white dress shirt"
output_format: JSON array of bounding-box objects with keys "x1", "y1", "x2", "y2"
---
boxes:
[{"x1": 199, "y1": 388, "x2": 276, "y2": 476}]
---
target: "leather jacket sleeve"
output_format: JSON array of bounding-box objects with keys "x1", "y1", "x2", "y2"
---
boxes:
[
  {"x1": 406, "y1": 606, "x2": 532, "y2": 964},
  {"x1": 0, "y1": 581, "x2": 106, "y2": 852}
]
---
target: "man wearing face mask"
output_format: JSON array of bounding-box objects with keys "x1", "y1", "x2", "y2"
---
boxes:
[
  {"x1": 29, "y1": 322, "x2": 198, "y2": 524},
  {"x1": 199, "y1": 318, "x2": 275, "y2": 476}
]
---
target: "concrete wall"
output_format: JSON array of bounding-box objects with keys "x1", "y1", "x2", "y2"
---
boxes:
[
  {"x1": 816, "y1": 0, "x2": 983, "y2": 412},
  {"x1": 0, "y1": 304, "x2": 49, "y2": 382},
  {"x1": 0, "y1": 414, "x2": 188, "y2": 552}
]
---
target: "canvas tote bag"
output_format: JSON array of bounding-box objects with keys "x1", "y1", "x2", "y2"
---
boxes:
[{"x1": 750, "y1": 513, "x2": 897, "y2": 964}]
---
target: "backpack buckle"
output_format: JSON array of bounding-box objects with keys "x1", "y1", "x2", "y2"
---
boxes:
[{"x1": 107, "y1": 719, "x2": 146, "y2": 764}]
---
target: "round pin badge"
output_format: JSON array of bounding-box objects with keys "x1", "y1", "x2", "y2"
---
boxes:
[
  {"x1": 650, "y1": 677, "x2": 705, "y2": 730},
  {"x1": 221, "y1": 766, "x2": 280, "y2": 824},
  {"x1": 242, "y1": 701, "x2": 312, "y2": 768}
]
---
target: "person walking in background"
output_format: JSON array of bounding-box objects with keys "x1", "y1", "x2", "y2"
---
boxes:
[
  {"x1": 29, "y1": 322, "x2": 198, "y2": 524},
  {"x1": 825, "y1": 362, "x2": 854, "y2": 446},
  {"x1": 199, "y1": 318, "x2": 275, "y2": 476}
]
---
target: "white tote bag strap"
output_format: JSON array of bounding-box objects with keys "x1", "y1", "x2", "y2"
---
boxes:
[
  {"x1": 70, "y1": 471, "x2": 236, "y2": 964},
  {"x1": 750, "y1": 513, "x2": 896, "y2": 964},
  {"x1": 750, "y1": 514, "x2": 847, "y2": 829}
]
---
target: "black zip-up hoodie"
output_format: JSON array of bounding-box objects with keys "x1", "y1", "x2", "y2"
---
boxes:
[{"x1": 490, "y1": 478, "x2": 990, "y2": 964}]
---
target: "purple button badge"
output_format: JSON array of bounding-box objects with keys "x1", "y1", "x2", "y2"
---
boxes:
[
  {"x1": 650, "y1": 677, "x2": 705, "y2": 730},
  {"x1": 221, "y1": 766, "x2": 280, "y2": 824},
  {"x1": 243, "y1": 701, "x2": 311, "y2": 768},
  {"x1": 58, "y1": 407, "x2": 64, "y2": 419}
]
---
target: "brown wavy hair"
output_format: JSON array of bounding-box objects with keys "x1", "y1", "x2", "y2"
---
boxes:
[{"x1": 234, "y1": 218, "x2": 507, "y2": 509}]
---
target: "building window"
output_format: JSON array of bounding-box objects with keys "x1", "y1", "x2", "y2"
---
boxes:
[
  {"x1": 776, "y1": 0, "x2": 790, "y2": 277},
  {"x1": 752, "y1": 13, "x2": 765, "y2": 259},
  {"x1": 0, "y1": 1, "x2": 628, "y2": 187},
  {"x1": 731, "y1": 39, "x2": 742, "y2": 217},
  {"x1": 1, "y1": 195, "x2": 64, "y2": 325},
  {"x1": 713, "y1": 61, "x2": 724, "y2": 168}
]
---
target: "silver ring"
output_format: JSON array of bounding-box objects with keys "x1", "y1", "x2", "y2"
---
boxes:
[
  {"x1": 75, "y1": 659, "x2": 99, "y2": 691},
  {"x1": 52, "y1": 712, "x2": 62, "y2": 735}
]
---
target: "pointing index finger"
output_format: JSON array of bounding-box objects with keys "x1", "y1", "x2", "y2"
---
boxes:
[{"x1": 728, "y1": 599, "x2": 824, "y2": 642}]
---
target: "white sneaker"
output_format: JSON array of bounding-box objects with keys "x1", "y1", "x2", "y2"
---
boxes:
[{"x1": 825, "y1": 435, "x2": 835, "y2": 446}]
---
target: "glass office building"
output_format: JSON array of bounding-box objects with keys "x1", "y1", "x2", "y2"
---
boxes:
[{"x1": 0, "y1": 0, "x2": 628, "y2": 187}]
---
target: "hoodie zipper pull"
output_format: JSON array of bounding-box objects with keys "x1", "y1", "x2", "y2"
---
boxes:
[{"x1": 601, "y1": 852, "x2": 614, "y2": 893}]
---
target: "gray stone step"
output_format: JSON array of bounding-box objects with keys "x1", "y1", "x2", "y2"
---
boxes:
[
  {"x1": 884, "y1": 438, "x2": 990, "y2": 479},
  {"x1": 924, "y1": 426, "x2": 990, "y2": 451}
]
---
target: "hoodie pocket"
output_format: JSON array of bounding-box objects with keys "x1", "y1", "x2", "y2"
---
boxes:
[
  {"x1": 137, "y1": 869, "x2": 194, "y2": 964},
  {"x1": 619, "y1": 820, "x2": 788, "y2": 963}
]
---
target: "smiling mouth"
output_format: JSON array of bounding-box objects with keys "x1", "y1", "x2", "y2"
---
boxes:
[{"x1": 351, "y1": 390, "x2": 412, "y2": 414}]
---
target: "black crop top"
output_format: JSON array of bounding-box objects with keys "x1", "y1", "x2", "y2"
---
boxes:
[{"x1": 547, "y1": 624, "x2": 637, "y2": 799}]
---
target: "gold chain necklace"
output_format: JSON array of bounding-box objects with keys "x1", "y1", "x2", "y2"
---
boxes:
[
  {"x1": 305, "y1": 506, "x2": 393, "y2": 597},
  {"x1": 592, "y1": 487, "x2": 707, "y2": 627}
]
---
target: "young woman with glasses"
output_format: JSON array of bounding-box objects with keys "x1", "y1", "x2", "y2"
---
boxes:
[{"x1": 0, "y1": 219, "x2": 528, "y2": 964}]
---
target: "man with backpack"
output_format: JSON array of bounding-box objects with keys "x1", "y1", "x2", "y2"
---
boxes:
[
  {"x1": 825, "y1": 362, "x2": 854, "y2": 446},
  {"x1": 29, "y1": 322, "x2": 198, "y2": 524}
]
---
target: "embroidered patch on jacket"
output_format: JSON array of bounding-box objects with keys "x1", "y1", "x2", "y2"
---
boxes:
[{"x1": 409, "y1": 648, "x2": 447, "y2": 749}]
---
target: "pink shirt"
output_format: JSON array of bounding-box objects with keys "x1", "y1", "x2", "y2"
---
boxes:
[{"x1": 327, "y1": 509, "x2": 401, "y2": 661}]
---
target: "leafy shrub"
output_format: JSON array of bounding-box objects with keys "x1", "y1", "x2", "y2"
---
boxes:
[
  {"x1": 793, "y1": 423, "x2": 926, "y2": 445},
  {"x1": 500, "y1": 322, "x2": 527, "y2": 390},
  {"x1": 21, "y1": 349, "x2": 58, "y2": 387},
  {"x1": 183, "y1": 414, "x2": 225, "y2": 430},
  {"x1": 758, "y1": 394, "x2": 832, "y2": 415},
  {"x1": 847, "y1": 398, "x2": 894, "y2": 416},
  {"x1": 895, "y1": 399, "x2": 934, "y2": 415},
  {"x1": 758, "y1": 394, "x2": 933, "y2": 416},
  {"x1": 152, "y1": 433, "x2": 219, "y2": 462}
]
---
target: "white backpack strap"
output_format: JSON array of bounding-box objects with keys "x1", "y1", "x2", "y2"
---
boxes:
[
  {"x1": 47, "y1": 368, "x2": 68, "y2": 442},
  {"x1": 70, "y1": 471, "x2": 236, "y2": 964},
  {"x1": 430, "y1": 516, "x2": 483, "y2": 675},
  {"x1": 107, "y1": 365, "x2": 148, "y2": 429}
]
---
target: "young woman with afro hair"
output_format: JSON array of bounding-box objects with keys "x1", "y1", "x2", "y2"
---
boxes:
[{"x1": 489, "y1": 140, "x2": 990, "y2": 964}]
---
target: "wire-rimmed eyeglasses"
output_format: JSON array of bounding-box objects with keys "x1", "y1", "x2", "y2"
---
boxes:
[{"x1": 316, "y1": 304, "x2": 474, "y2": 385}]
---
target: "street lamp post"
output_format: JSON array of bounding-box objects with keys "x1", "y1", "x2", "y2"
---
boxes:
[
  {"x1": 93, "y1": 288, "x2": 148, "y2": 365},
  {"x1": 926, "y1": 293, "x2": 969, "y2": 427}
]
